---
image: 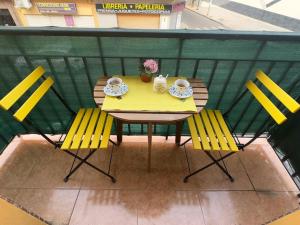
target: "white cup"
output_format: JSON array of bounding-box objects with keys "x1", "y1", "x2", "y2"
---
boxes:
[
  {"x1": 175, "y1": 79, "x2": 190, "y2": 94},
  {"x1": 107, "y1": 77, "x2": 122, "y2": 92}
]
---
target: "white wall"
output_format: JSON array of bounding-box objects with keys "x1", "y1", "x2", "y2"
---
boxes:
[
  {"x1": 169, "y1": 12, "x2": 178, "y2": 29},
  {"x1": 159, "y1": 15, "x2": 170, "y2": 29},
  {"x1": 97, "y1": 13, "x2": 118, "y2": 28},
  {"x1": 26, "y1": 15, "x2": 95, "y2": 27},
  {"x1": 175, "y1": 11, "x2": 182, "y2": 29},
  {"x1": 73, "y1": 16, "x2": 95, "y2": 27},
  {"x1": 26, "y1": 15, "x2": 66, "y2": 27}
]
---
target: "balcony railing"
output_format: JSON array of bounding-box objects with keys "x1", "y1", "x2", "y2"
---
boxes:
[{"x1": 0, "y1": 27, "x2": 299, "y2": 154}]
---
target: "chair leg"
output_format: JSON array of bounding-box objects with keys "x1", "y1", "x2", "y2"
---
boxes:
[
  {"x1": 183, "y1": 151, "x2": 235, "y2": 183},
  {"x1": 64, "y1": 149, "x2": 116, "y2": 183},
  {"x1": 183, "y1": 144, "x2": 191, "y2": 174},
  {"x1": 205, "y1": 151, "x2": 234, "y2": 182},
  {"x1": 179, "y1": 137, "x2": 192, "y2": 147},
  {"x1": 165, "y1": 125, "x2": 170, "y2": 140},
  {"x1": 65, "y1": 148, "x2": 80, "y2": 181},
  {"x1": 107, "y1": 143, "x2": 115, "y2": 175}
]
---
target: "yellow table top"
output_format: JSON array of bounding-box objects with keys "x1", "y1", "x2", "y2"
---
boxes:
[{"x1": 102, "y1": 76, "x2": 197, "y2": 113}]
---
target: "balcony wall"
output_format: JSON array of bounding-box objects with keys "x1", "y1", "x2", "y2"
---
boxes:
[{"x1": 0, "y1": 28, "x2": 300, "y2": 154}]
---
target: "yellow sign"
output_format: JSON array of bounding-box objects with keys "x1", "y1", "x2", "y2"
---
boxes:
[
  {"x1": 36, "y1": 2, "x2": 77, "y2": 14},
  {"x1": 96, "y1": 3, "x2": 172, "y2": 14}
]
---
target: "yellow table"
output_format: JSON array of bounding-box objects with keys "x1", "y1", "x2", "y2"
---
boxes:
[
  {"x1": 94, "y1": 76, "x2": 208, "y2": 171},
  {"x1": 102, "y1": 76, "x2": 197, "y2": 113}
]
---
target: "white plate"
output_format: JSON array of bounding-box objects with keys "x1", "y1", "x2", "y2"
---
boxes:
[
  {"x1": 168, "y1": 85, "x2": 193, "y2": 99},
  {"x1": 104, "y1": 83, "x2": 128, "y2": 97}
]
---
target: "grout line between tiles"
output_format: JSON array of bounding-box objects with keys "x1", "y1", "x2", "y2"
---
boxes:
[
  {"x1": 196, "y1": 192, "x2": 207, "y2": 225},
  {"x1": 237, "y1": 153, "x2": 257, "y2": 191},
  {"x1": 67, "y1": 188, "x2": 81, "y2": 225},
  {"x1": 1, "y1": 187, "x2": 298, "y2": 193},
  {"x1": 136, "y1": 205, "x2": 139, "y2": 225}
]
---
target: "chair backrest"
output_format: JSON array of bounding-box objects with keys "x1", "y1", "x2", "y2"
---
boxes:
[
  {"x1": 246, "y1": 70, "x2": 300, "y2": 125},
  {"x1": 0, "y1": 66, "x2": 54, "y2": 122}
]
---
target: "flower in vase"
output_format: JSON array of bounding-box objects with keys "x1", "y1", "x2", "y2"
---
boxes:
[{"x1": 143, "y1": 59, "x2": 158, "y2": 74}]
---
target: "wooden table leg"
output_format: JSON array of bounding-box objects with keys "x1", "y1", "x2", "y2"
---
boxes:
[
  {"x1": 116, "y1": 119, "x2": 123, "y2": 145},
  {"x1": 148, "y1": 122, "x2": 153, "y2": 172},
  {"x1": 175, "y1": 121, "x2": 183, "y2": 145}
]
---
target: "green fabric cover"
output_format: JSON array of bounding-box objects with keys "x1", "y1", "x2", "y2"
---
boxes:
[{"x1": 0, "y1": 30, "x2": 299, "y2": 154}]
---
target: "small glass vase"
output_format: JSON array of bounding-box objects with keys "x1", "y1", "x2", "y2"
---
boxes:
[{"x1": 140, "y1": 72, "x2": 153, "y2": 82}]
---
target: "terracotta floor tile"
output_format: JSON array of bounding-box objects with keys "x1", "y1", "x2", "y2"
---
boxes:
[
  {"x1": 238, "y1": 142, "x2": 298, "y2": 191},
  {"x1": 0, "y1": 140, "x2": 39, "y2": 188},
  {"x1": 0, "y1": 136, "x2": 298, "y2": 225},
  {"x1": 22, "y1": 140, "x2": 84, "y2": 189},
  {"x1": 179, "y1": 144, "x2": 254, "y2": 191},
  {"x1": 0, "y1": 188, "x2": 19, "y2": 201},
  {"x1": 69, "y1": 189, "x2": 138, "y2": 225},
  {"x1": 80, "y1": 141, "x2": 190, "y2": 190},
  {"x1": 199, "y1": 191, "x2": 263, "y2": 225},
  {"x1": 14, "y1": 188, "x2": 79, "y2": 225},
  {"x1": 137, "y1": 190, "x2": 206, "y2": 225},
  {"x1": 256, "y1": 191, "x2": 300, "y2": 224}
]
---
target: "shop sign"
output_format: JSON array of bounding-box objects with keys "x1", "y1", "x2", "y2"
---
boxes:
[
  {"x1": 36, "y1": 2, "x2": 77, "y2": 15},
  {"x1": 96, "y1": 3, "x2": 172, "y2": 14}
]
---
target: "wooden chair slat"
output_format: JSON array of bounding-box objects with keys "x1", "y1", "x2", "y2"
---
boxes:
[
  {"x1": 0, "y1": 66, "x2": 45, "y2": 110},
  {"x1": 80, "y1": 108, "x2": 101, "y2": 149},
  {"x1": 200, "y1": 110, "x2": 220, "y2": 150},
  {"x1": 13, "y1": 77, "x2": 54, "y2": 122},
  {"x1": 207, "y1": 110, "x2": 230, "y2": 151},
  {"x1": 193, "y1": 114, "x2": 210, "y2": 150},
  {"x1": 100, "y1": 115, "x2": 114, "y2": 149},
  {"x1": 70, "y1": 108, "x2": 93, "y2": 150},
  {"x1": 246, "y1": 80, "x2": 287, "y2": 125},
  {"x1": 215, "y1": 110, "x2": 238, "y2": 151},
  {"x1": 61, "y1": 109, "x2": 85, "y2": 150},
  {"x1": 256, "y1": 70, "x2": 300, "y2": 113},
  {"x1": 90, "y1": 111, "x2": 107, "y2": 149},
  {"x1": 187, "y1": 116, "x2": 202, "y2": 150}
]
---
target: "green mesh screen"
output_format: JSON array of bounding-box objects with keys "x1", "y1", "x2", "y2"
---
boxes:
[
  {"x1": 0, "y1": 29, "x2": 299, "y2": 154},
  {"x1": 268, "y1": 110, "x2": 300, "y2": 189}
]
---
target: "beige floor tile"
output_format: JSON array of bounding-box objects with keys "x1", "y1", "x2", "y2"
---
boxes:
[
  {"x1": 0, "y1": 140, "x2": 39, "y2": 188},
  {"x1": 0, "y1": 188, "x2": 19, "y2": 201},
  {"x1": 256, "y1": 191, "x2": 300, "y2": 224},
  {"x1": 137, "y1": 190, "x2": 205, "y2": 225},
  {"x1": 69, "y1": 189, "x2": 138, "y2": 225},
  {"x1": 199, "y1": 191, "x2": 263, "y2": 225},
  {"x1": 79, "y1": 143, "x2": 140, "y2": 189},
  {"x1": 14, "y1": 188, "x2": 79, "y2": 225},
  {"x1": 1, "y1": 136, "x2": 298, "y2": 225},
  {"x1": 80, "y1": 141, "x2": 190, "y2": 190},
  {"x1": 21, "y1": 140, "x2": 84, "y2": 189},
  {"x1": 179, "y1": 144, "x2": 254, "y2": 191},
  {"x1": 238, "y1": 143, "x2": 298, "y2": 191}
]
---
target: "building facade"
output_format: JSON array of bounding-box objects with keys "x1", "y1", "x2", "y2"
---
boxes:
[
  {"x1": 0, "y1": 0, "x2": 21, "y2": 26},
  {"x1": 12, "y1": 0, "x2": 185, "y2": 28}
]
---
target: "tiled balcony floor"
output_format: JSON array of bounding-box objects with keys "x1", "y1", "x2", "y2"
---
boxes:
[{"x1": 0, "y1": 135, "x2": 299, "y2": 225}]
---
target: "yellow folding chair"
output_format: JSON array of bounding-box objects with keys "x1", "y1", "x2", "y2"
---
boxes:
[
  {"x1": 0, "y1": 66, "x2": 116, "y2": 183},
  {"x1": 182, "y1": 70, "x2": 300, "y2": 182}
]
